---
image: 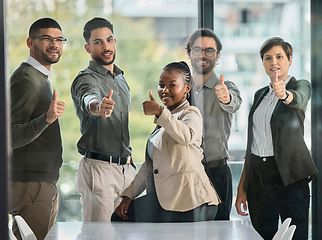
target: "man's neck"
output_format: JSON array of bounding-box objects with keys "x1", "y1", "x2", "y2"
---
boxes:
[
  {"x1": 104, "y1": 64, "x2": 114, "y2": 75},
  {"x1": 192, "y1": 70, "x2": 213, "y2": 88}
]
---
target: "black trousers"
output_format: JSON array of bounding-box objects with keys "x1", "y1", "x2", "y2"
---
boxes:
[
  {"x1": 111, "y1": 191, "x2": 217, "y2": 222},
  {"x1": 247, "y1": 154, "x2": 310, "y2": 240},
  {"x1": 205, "y1": 163, "x2": 232, "y2": 220}
]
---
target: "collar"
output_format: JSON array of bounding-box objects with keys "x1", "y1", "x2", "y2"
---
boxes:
[
  {"x1": 200, "y1": 72, "x2": 218, "y2": 90},
  {"x1": 88, "y1": 60, "x2": 124, "y2": 77},
  {"x1": 25, "y1": 56, "x2": 50, "y2": 76},
  {"x1": 170, "y1": 100, "x2": 190, "y2": 114}
]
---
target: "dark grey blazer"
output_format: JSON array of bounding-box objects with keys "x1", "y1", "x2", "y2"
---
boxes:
[{"x1": 244, "y1": 77, "x2": 318, "y2": 191}]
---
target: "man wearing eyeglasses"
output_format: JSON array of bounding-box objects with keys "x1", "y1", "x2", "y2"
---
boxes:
[
  {"x1": 9, "y1": 18, "x2": 66, "y2": 239},
  {"x1": 186, "y1": 28, "x2": 242, "y2": 220},
  {"x1": 71, "y1": 17, "x2": 136, "y2": 222}
]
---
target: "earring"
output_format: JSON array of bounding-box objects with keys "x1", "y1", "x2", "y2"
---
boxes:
[{"x1": 185, "y1": 92, "x2": 190, "y2": 99}]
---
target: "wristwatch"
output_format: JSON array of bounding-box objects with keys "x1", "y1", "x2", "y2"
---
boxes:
[{"x1": 281, "y1": 90, "x2": 289, "y2": 101}]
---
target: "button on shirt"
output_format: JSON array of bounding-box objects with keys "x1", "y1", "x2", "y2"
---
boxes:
[
  {"x1": 251, "y1": 76, "x2": 291, "y2": 157},
  {"x1": 71, "y1": 60, "x2": 131, "y2": 157}
]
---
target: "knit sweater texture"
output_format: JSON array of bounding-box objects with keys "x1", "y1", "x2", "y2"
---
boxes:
[{"x1": 10, "y1": 62, "x2": 63, "y2": 183}]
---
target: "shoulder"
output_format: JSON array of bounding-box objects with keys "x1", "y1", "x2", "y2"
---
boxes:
[
  {"x1": 254, "y1": 85, "x2": 268, "y2": 97},
  {"x1": 181, "y1": 105, "x2": 202, "y2": 119},
  {"x1": 287, "y1": 77, "x2": 311, "y2": 89},
  {"x1": 72, "y1": 68, "x2": 97, "y2": 87},
  {"x1": 11, "y1": 63, "x2": 44, "y2": 89}
]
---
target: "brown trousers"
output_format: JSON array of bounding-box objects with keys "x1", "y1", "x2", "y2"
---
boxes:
[{"x1": 9, "y1": 182, "x2": 58, "y2": 240}]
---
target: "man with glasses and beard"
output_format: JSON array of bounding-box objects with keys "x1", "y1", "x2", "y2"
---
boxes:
[
  {"x1": 71, "y1": 17, "x2": 136, "y2": 222},
  {"x1": 9, "y1": 18, "x2": 66, "y2": 239},
  {"x1": 186, "y1": 28, "x2": 242, "y2": 220}
]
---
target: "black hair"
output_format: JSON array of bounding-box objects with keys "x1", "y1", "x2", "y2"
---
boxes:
[
  {"x1": 29, "y1": 18, "x2": 62, "y2": 37},
  {"x1": 260, "y1": 37, "x2": 293, "y2": 61},
  {"x1": 186, "y1": 28, "x2": 222, "y2": 54},
  {"x1": 162, "y1": 61, "x2": 191, "y2": 84},
  {"x1": 83, "y1": 17, "x2": 114, "y2": 43}
]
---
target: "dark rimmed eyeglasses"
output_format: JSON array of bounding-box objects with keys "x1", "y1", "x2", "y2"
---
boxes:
[
  {"x1": 190, "y1": 47, "x2": 217, "y2": 57},
  {"x1": 31, "y1": 35, "x2": 67, "y2": 44}
]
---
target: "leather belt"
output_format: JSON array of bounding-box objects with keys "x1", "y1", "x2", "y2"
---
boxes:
[
  {"x1": 205, "y1": 159, "x2": 227, "y2": 169},
  {"x1": 85, "y1": 152, "x2": 130, "y2": 165}
]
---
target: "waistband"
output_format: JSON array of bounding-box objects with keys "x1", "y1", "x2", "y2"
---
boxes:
[
  {"x1": 85, "y1": 152, "x2": 130, "y2": 165},
  {"x1": 250, "y1": 154, "x2": 275, "y2": 162},
  {"x1": 205, "y1": 159, "x2": 227, "y2": 169}
]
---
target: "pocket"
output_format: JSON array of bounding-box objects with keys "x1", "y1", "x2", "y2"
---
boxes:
[{"x1": 30, "y1": 182, "x2": 42, "y2": 204}]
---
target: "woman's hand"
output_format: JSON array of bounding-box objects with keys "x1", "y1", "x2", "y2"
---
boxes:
[
  {"x1": 142, "y1": 91, "x2": 163, "y2": 116},
  {"x1": 272, "y1": 71, "x2": 287, "y2": 99},
  {"x1": 115, "y1": 196, "x2": 132, "y2": 220},
  {"x1": 235, "y1": 187, "x2": 249, "y2": 216}
]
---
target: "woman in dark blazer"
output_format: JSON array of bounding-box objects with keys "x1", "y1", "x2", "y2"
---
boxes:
[{"x1": 235, "y1": 37, "x2": 318, "y2": 240}]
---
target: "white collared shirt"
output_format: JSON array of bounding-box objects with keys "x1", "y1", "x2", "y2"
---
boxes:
[
  {"x1": 25, "y1": 56, "x2": 50, "y2": 76},
  {"x1": 251, "y1": 76, "x2": 291, "y2": 157}
]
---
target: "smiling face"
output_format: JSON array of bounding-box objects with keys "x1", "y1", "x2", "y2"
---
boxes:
[
  {"x1": 85, "y1": 27, "x2": 116, "y2": 70},
  {"x1": 262, "y1": 45, "x2": 292, "y2": 82},
  {"x1": 27, "y1": 27, "x2": 63, "y2": 70},
  {"x1": 189, "y1": 36, "x2": 220, "y2": 76},
  {"x1": 158, "y1": 69, "x2": 191, "y2": 110}
]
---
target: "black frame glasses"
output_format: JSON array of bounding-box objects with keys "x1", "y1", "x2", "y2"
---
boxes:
[
  {"x1": 31, "y1": 35, "x2": 67, "y2": 44},
  {"x1": 190, "y1": 47, "x2": 217, "y2": 57}
]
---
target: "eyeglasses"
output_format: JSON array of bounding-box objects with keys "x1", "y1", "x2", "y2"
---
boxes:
[
  {"x1": 31, "y1": 35, "x2": 67, "y2": 44},
  {"x1": 190, "y1": 47, "x2": 217, "y2": 57}
]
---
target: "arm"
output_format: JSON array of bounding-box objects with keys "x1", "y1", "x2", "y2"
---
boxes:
[
  {"x1": 142, "y1": 91, "x2": 201, "y2": 145},
  {"x1": 115, "y1": 161, "x2": 148, "y2": 220},
  {"x1": 235, "y1": 163, "x2": 249, "y2": 216},
  {"x1": 287, "y1": 79, "x2": 312, "y2": 110},
  {"x1": 11, "y1": 79, "x2": 53, "y2": 149},
  {"x1": 156, "y1": 107, "x2": 202, "y2": 146}
]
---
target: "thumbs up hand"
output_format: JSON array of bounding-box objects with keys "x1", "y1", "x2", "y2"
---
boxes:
[
  {"x1": 215, "y1": 74, "x2": 230, "y2": 104},
  {"x1": 100, "y1": 90, "x2": 115, "y2": 118},
  {"x1": 45, "y1": 90, "x2": 65, "y2": 124},
  {"x1": 272, "y1": 70, "x2": 287, "y2": 100},
  {"x1": 142, "y1": 91, "x2": 163, "y2": 116}
]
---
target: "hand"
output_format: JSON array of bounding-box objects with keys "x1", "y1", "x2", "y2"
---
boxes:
[
  {"x1": 99, "y1": 90, "x2": 115, "y2": 118},
  {"x1": 235, "y1": 188, "x2": 249, "y2": 217},
  {"x1": 115, "y1": 196, "x2": 132, "y2": 220},
  {"x1": 215, "y1": 74, "x2": 230, "y2": 104},
  {"x1": 46, "y1": 90, "x2": 65, "y2": 124},
  {"x1": 272, "y1": 71, "x2": 287, "y2": 100},
  {"x1": 142, "y1": 91, "x2": 162, "y2": 116}
]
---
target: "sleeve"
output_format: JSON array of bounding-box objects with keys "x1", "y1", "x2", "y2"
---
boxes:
[
  {"x1": 219, "y1": 80, "x2": 242, "y2": 113},
  {"x1": 288, "y1": 80, "x2": 312, "y2": 110},
  {"x1": 154, "y1": 106, "x2": 202, "y2": 146},
  {"x1": 71, "y1": 74, "x2": 102, "y2": 117},
  {"x1": 121, "y1": 161, "x2": 147, "y2": 200},
  {"x1": 10, "y1": 76, "x2": 50, "y2": 149}
]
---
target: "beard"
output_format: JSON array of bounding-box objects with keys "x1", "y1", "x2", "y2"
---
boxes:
[
  {"x1": 34, "y1": 44, "x2": 61, "y2": 64},
  {"x1": 191, "y1": 57, "x2": 215, "y2": 75},
  {"x1": 93, "y1": 50, "x2": 116, "y2": 66}
]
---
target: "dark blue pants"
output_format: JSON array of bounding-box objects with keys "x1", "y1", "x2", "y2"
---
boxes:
[
  {"x1": 247, "y1": 154, "x2": 310, "y2": 240},
  {"x1": 205, "y1": 163, "x2": 232, "y2": 220},
  {"x1": 111, "y1": 191, "x2": 217, "y2": 222}
]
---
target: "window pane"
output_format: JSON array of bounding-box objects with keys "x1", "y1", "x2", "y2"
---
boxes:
[{"x1": 7, "y1": 0, "x2": 198, "y2": 221}]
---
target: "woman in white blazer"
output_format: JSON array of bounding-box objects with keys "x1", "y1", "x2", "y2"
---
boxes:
[{"x1": 111, "y1": 61, "x2": 220, "y2": 222}]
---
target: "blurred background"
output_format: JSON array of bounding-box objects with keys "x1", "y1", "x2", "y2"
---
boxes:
[{"x1": 7, "y1": 0, "x2": 311, "y2": 226}]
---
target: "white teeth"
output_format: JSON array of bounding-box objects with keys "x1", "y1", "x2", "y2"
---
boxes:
[{"x1": 271, "y1": 68, "x2": 279, "y2": 71}]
